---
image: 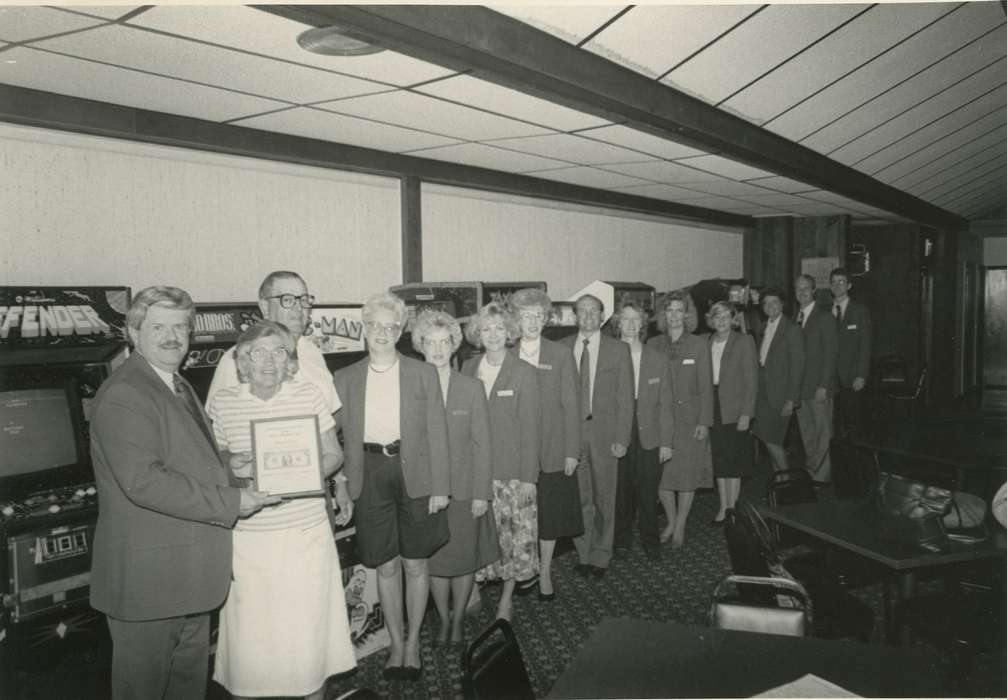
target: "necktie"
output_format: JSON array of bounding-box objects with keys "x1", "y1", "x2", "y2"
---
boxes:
[
  {"x1": 579, "y1": 338, "x2": 591, "y2": 419},
  {"x1": 834, "y1": 304, "x2": 842, "y2": 322},
  {"x1": 174, "y1": 374, "x2": 216, "y2": 449},
  {"x1": 796, "y1": 309, "x2": 805, "y2": 327}
]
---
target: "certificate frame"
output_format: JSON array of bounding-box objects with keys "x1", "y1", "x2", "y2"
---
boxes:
[{"x1": 250, "y1": 414, "x2": 324, "y2": 498}]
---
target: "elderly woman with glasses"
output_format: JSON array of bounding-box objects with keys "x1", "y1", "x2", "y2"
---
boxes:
[
  {"x1": 462, "y1": 302, "x2": 540, "y2": 622},
  {"x1": 412, "y1": 310, "x2": 499, "y2": 649},
  {"x1": 332, "y1": 293, "x2": 450, "y2": 681},
  {"x1": 207, "y1": 320, "x2": 355, "y2": 700}
]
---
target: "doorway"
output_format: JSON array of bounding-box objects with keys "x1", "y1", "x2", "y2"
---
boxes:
[{"x1": 983, "y1": 267, "x2": 1007, "y2": 410}]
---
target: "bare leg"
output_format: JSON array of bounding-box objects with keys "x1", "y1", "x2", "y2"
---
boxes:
[
  {"x1": 672, "y1": 491, "x2": 695, "y2": 549},
  {"x1": 765, "y1": 443, "x2": 789, "y2": 472},
  {"x1": 497, "y1": 579, "x2": 516, "y2": 621},
  {"x1": 715, "y1": 478, "x2": 729, "y2": 521},
  {"x1": 726, "y1": 478, "x2": 741, "y2": 512},
  {"x1": 402, "y1": 557, "x2": 429, "y2": 669},
  {"x1": 376, "y1": 557, "x2": 404, "y2": 670},
  {"x1": 659, "y1": 489, "x2": 677, "y2": 542},
  {"x1": 539, "y1": 538, "x2": 556, "y2": 596},
  {"x1": 429, "y1": 575, "x2": 451, "y2": 643},
  {"x1": 449, "y1": 574, "x2": 474, "y2": 642}
]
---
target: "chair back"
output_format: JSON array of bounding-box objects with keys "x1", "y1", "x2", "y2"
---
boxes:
[
  {"x1": 462, "y1": 619, "x2": 534, "y2": 700},
  {"x1": 767, "y1": 469, "x2": 818, "y2": 507},
  {"x1": 710, "y1": 574, "x2": 811, "y2": 637},
  {"x1": 874, "y1": 354, "x2": 909, "y2": 392},
  {"x1": 830, "y1": 439, "x2": 880, "y2": 499},
  {"x1": 723, "y1": 503, "x2": 777, "y2": 580}
]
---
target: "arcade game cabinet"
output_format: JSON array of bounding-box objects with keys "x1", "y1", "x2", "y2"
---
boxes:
[{"x1": 0, "y1": 285, "x2": 130, "y2": 695}]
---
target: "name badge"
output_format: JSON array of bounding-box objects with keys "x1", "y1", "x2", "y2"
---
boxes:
[
  {"x1": 847, "y1": 324, "x2": 857, "y2": 330},
  {"x1": 538, "y1": 363, "x2": 553, "y2": 370},
  {"x1": 451, "y1": 409, "x2": 469, "y2": 416},
  {"x1": 682, "y1": 359, "x2": 696, "y2": 365},
  {"x1": 497, "y1": 389, "x2": 515, "y2": 397},
  {"x1": 648, "y1": 377, "x2": 661, "y2": 385}
]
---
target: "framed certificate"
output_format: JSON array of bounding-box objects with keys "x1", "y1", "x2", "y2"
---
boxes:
[{"x1": 250, "y1": 414, "x2": 324, "y2": 498}]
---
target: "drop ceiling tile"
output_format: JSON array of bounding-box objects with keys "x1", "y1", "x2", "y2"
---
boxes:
[
  {"x1": 320, "y1": 91, "x2": 552, "y2": 142},
  {"x1": 781, "y1": 202, "x2": 858, "y2": 216},
  {"x1": 127, "y1": 5, "x2": 453, "y2": 87},
  {"x1": 663, "y1": 4, "x2": 864, "y2": 106},
  {"x1": 744, "y1": 175, "x2": 818, "y2": 193},
  {"x1": 602, "y1": 160, "x2": 725, "y2": 184},
  {"x1": 405, "y1": 143, "x2": 569, "y2": 173},
  {"x1": 937, "y1": 176, "x2": 1005, "y2": 209},
  {"x1": 584, "y1": 5, "x2": 760, "y2": 78},
  {"x1": 0, "y1": 6, "x2": 107, "y2": 43},
  {"x1": 809, "y1": 30, "x2": 1007, "y2": 160},
  {"x1": 530, "y1": 166, "x2": 652, "y2": 189},
  {"x1": 675, "y1": 154, "x2": 777, "y2": 181},
  {"x1": 575, "y1": 124, "x2": 706, "y2": 160},
  {"x1": 611, "y1": 184, "x2": 721, "y2": 201},
  {"x1": 916, "y1": 153, "x2": 1007, "y2": 202},
  {"x1": 766, "y1": 3, "x2": 1003, "y2": 141},
  {"x1": 887, "y1": 122, "x2": 1007, "y2": 191},
  {"x1": 734, "y1": 193, "x2": 820, "y2": 208},
  {"x1": 903, "y1": 137, "x2": 1007, "y2": 196},
  {"x1": 661, "y1": 195, "x2": 756, "y2": 211},
  {"x1": 798, "y1": 190, "x2": 874, "y2": 214},
  {"x1": 58, "y1": 6, "x2": 143, "y2": 21},
  {"x1": 675, "y1": 180, "x2": 783, "y2": 197},
  {"x1": 233, "y1": 106, "x2": 460, "y2": 153},
  {"x1": 490, "y1": 133, "x2": 653, "y2": 166},
  {"x1": 35, "y1": 24, "x2": 389, "y2": 105},
  {"x1": 0, "y1": 46, "x2": 287, "y2": 122},
  {"x1": 721, "y1": 3, "x2": 953, "y2": 125},
  {"x1": 415, "y1": 74, "x2": 609, "y2": 132},
  {"x1": 489, "y1": 5, "x2": 626, "y2": 45}
]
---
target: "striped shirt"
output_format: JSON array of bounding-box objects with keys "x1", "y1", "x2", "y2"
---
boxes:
[{"x1": 207, "y1": 378, "x2": 335, "y2": 532}]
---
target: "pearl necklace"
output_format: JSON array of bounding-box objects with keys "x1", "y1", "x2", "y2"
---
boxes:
[{"x1": 368, "y1": 357, "x2": 398, "y2": 374}]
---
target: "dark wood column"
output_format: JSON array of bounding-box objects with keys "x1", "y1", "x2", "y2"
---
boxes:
[{"x1": 400, "y1": 176, "x2": 422, "y2": 284}]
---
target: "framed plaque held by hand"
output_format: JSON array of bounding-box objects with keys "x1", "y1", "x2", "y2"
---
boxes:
[{"x1": 250, "y1": 414, "x2": 324, "y2": 498}]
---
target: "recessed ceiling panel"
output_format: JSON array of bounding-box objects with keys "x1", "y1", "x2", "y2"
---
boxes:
[
  {"x1": 734, "y1": 193, "x2": 821, "y2": 208},
  {"x1": 937, "y1": 174, "x2": 1005, "y2": 209},
  {"x1": 35, "y1": 24, "x2": 389, "y2": 105},
  {"x1": 765, "y1": 3, "x2": 1003, "y2": 141},
  {"x1": 0, "y1": 46, "x2": 287, "y2": 122},
  {"x1": 576, "y1": 124, "x2": 706, "y2": 160},
  {"x1": 233, "y1": 106, "x2": 460, "y2": 153},
  {"x1": 612, "y1": 184, "x2": 720, "y2": 201},
  {"x1": 675, "y1": 180, "x2": 781, "y2": 197},
  {"x1": 488, "y1": 5, "x2": 625, "y2": 45},
  {"x1": 887, "y1": 122, "x2": 1007, "y2": 191},
  {"x1": 320, "y1": 91, "x2": 552, "y2": 142},
  {"x1": 129, "y1": 5, "x2": 454, "y2": 87},
  {"x1": 490, "y1": 133, "x2": 653, "y2": 165},
  {"x1": 530, "y1": 166, "x2": 652, "y2": 189},
  {"x1": 601, "y1": 160, "x2": 726, "y2": 184},
  {"x1": 584, "y1": 5, "x2": 759, "y2": 79},
  {"x1": 0, "y1": 6, "x2": 107, "y2": 43},
  {"x1": 415, "y1": 74, "x2": 609, "y2": 132},
  {"x1": 721, "y1": 3, "x2": 953, "y2": 125},
  {"x1": 58, "y1": 6, "x2": 143, "y2": 21},
  {"x1": 663, "y1": 4, "x2": 864, "y2": 106},
  {"x1": 744, "y1": 175, "x2": 818, "y2": 193},
  {"x1": 406, "y1": 142, "x2": 569, "y2": 173},
  {"x1": 806, "y1": 28, "x2": 1007, "y2": 159},
  {"x1": 675, "y1": 154, "x2": 777, "y2": 181},
  {"x1": 906, "y1": 138, "x2": 1007, "y2": 197},
  {"x1": 915, "y1": 152, "x2": 1007, "y2": 202}
]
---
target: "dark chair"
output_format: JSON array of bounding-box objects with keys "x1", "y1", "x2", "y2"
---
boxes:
[
  {"x1": 766, "y1": 469, "x2": 818, "y2": 548},
  {"x1": 462, "y1": 619, "x2": 534, "y2": 700},
  {"x1": 709, "y1": 574, "x2": 811, "y2": 637},
  {"x1": 830, "y1": 438, "x2": 880, "y2": 500},
  {"x1": 886, "y1": 364, "x2": 928, "y2": 419},
  {"x1": 874, "y1": 354, "x2": 909, "y2": 393}
]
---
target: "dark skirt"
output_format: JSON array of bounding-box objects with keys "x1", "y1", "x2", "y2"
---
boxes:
[
  {"x1": 429, "y1": 498, "x2": 501, "y2": 577},
  {"x1": 537, "y1": 469, "x2": 584, "y2": 540},
  {"x1": 710, "y1": 390, "x2": 757, "y2": 478},
  {"x1": 753, "y1": 369, "x2": 790, "y2": 445}
]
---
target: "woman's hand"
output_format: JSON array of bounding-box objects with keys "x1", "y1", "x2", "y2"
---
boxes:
[
  {"x1": 693, "y1": 425, "x2": 709, "y2": 441},
  {"x1": 563, "y1": 457, "x2": 579, "y2": 476},
  {"x1": 333, "y1": 481, "x2": 354, "y2": 526},
  {"x1": 659, "y1": 446, "x2": 673, "y2": 463},
  {"x1": 472, "y1": 499, "x2": 488, "y2": 518},
  {"x1": 611, "y1": 443, "x2": 628, "y2": 458},
  {"x1": 736, "y1": 415, "x2": 751, "y2": 432},
  {"x1": 781, "y1": 400, "x2": 794, "y2": 417},
  {"x1": 229, "y1": 452, "x2": 253, "y2": 479},
  {"x1": 429, "y1": 495, "x2": 449, "y2": 514}
]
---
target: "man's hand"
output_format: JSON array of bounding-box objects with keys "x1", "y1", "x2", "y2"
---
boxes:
[
  {"x1": 781, "y1": 400, "x2": 795, "y2": 417},
  {"x1": 333, "y1": 482, "x2": 353, "y2": 526},
  {"x1": 563, "y1": 457, "x2": 579, "y2": 476},
  {"x1": 471, "y1": 499, "x2": 488, "y2": 518},
  {"x1": 429, "y1": 495, "x2": 449, "y2": 514},
  {"x1": 852, "y1": 377, "x2": 866, "y2": 392},
  {"x1": 611, "y1": 443, "x2": 627, "y2": 458},
  {"x1": 659, "y1": 446, "x2": 673, "y2": 463},
  {"x1": 238, "y1": 488, "x2": 281, "y2": 518},
  {"x1": 229, "y1": 452, "x2": 253, "y2": 479},
  {"x1": 694, "y1": 425, "x2": 709, "y2": 441},
  {"x1": 815, "y1": 387, "x2": 828, "y2": 402},
  {"x1": 736, "y1": 415, "x2": 751, "y2": 432}
]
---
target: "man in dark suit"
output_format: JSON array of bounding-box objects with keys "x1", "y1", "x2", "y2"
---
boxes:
[
  {"x1": 89, "y1": 286, "x2": 276, "y2": 700},
  {"x1": 563, "y1": 294, "x2": 634, "y2": 578},
  {"x1": 794, "y1": 275, "x2": 837, "y2": 483},
  {"x1": 830, "y1": 267, "x2": 872, "y2": 438}
]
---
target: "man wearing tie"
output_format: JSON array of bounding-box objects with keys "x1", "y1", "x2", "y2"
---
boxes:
[
  {"x1": 794, "y1": 275, "x2": 837, "y2": 483},
  {"x1": 563, "y1": 294, "x2": 634, "y2": 578},
  {"x1": 90, "y1": 286, "x2": 276, "y2": 700},
  {"x1": 830, "y1": 267, "x2": 872, "y2": 438}
]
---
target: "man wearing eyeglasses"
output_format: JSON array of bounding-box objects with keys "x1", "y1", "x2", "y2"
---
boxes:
[{"x1": 206, "y1": 271, "x2": 339, "y2": 414}]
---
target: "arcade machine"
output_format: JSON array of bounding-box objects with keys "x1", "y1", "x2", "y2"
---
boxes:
[
  {"x1": 0, "y1": 285, "x2": 130, "y2": 694},
  {"x1": 606, "y1": 281, "x2": 657, "y2": 338},
  {"x1": 389, "y1": 281, "x2": 483, "y2": 365}
]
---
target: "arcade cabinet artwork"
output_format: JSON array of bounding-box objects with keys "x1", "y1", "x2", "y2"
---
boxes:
[{"x1": 0, "y1": 286, "x2": 130, "y2": 686}]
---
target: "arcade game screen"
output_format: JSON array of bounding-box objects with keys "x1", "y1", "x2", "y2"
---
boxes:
[{"x1": 0, "y1": 387, "x2": 78, "y2": 478}]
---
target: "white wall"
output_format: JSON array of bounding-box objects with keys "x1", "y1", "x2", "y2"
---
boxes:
[
  {"x1": 422, "y1": 185, "x2": 743, "y2": 300},
  {"x1": 981, "y1": 226, "x2": 1007, "y2": 267},
  {"x1": 0, "y1": 123, "x2": 401, "y2": 303}
]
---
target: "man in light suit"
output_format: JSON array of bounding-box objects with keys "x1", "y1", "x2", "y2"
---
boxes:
[
  {"x1": 830, "y1": 267, "x2": 872, "y2": 438},
  {"x1": 563, "y1": 294, "x2": 634, "y2": 578},
  {"x1": 794, "y1": 274, "x2": 837, "y2": 483},
  {"x1": 90, "y1": 286, "x2": 275, "y2": 700}
]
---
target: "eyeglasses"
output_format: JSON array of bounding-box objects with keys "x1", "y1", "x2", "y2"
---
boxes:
[
  {"x1": 518, "y1": 311, "x2": 545, "y2": 322},
  {"x1": 364, "y1": 321, "x2": 402, "y2": 335},
  {"x1": 422, "y1": 337, "x2": 453, "y2": 349},
  {"x1": 263, "y1": 294, "x2": 315, "y2": 309},
  {"x1": 247, "y1": 347, "x2": 289, "y2": 364}
]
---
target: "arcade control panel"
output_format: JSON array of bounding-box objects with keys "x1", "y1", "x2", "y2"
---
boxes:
[{"x1": 1, "y1": 483, "x2": 98, "y2": 528}]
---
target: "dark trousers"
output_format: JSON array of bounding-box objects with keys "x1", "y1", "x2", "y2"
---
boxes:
[
  {"x1": 107, "y1": 613, "x2": 210, "y2": 700},
  {"x1": 614, "y1": 414, "x2": 662, "y2": 550},
  {"x1": 835, "y1": 385, "x2": 866, "y2": 439}
]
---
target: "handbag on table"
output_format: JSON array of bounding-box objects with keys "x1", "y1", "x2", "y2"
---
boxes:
[{"x1": 874, "y1": 472, "x2": 952, "y2": 553}]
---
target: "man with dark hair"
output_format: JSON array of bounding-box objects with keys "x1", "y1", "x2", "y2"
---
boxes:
[
  {"x1": 90, "y1": 286, "x2": 276, "y2": 700},
  {"x1": 794, "y1": 274, "x2": 837, "y2": 482},
  {"x1": 830, "y1": 267, "x2": 872, "y2": 438}
]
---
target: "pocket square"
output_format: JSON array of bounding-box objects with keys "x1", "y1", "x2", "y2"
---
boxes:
[
  {"x1": 451, "y1": 409, "x2": 469, "y2": 416},
  {"x1": 497, "y1": 389, "x2": 515, "y2": 397},
  {"x1": 682, "y1": 359, "x2": 696, "y2": 365},
  {"x1": 648, "y1": 377, "x2": 660, "y2": 385},
  {"x1": 847, "y1": 324, "x2": 857, "y2": 329},
  {"x1": 538, "y1": 363, "x2": 553, "y2": 370}
]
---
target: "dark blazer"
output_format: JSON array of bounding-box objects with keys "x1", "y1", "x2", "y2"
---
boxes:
[
  {"x1": 649, "y1": 333, "x2": 714, "y2": 430},
  {"x1": 333, "y1": 354, "x2": 450, "y2": 500},
  {"x1": 461, "y1": 352, "x2": 541, "y2": 484},
  {"x1": 634, "y1": 344, "x2": 674, "y2": 450},
  {"x1": 563, "y1": 333, "x2": 634, "y2": 451},
  {"x1": 798, "y1": 305, "x2": 838, "y2": 398},
  {"x1": 758, "y1": 316, "x2": 805, "y2": 409},
  {"x1": 509, "y1": 337, "x2": 580, "y2": 474},
  {"x1": 835, "y1": 299, "x2": 872, "y2": 387},
  {"x1": 89, "y1": 353, "x2": 240, "y2": 621},
  {"x1": 444, "y1": 370, "x2": 492, "y2": 501},
  {"x1": 710, "y1": 331, "x2": 758, "y2": 423}
]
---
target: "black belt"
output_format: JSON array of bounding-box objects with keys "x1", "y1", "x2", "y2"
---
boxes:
[{"x1": 363, "y1": 440, "x2": 400, "y2": 457}]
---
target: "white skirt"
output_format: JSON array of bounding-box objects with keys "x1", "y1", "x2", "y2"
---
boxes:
[{"x1": 213, "y1": 516, "x2": 356, "y2": 696}]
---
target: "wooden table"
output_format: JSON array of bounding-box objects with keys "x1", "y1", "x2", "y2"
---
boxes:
[{"x1": 547, "y1": 617, "x2": 943, "y2": 698}]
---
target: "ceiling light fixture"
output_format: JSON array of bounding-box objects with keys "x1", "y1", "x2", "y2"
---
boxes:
[{"x1": 296, "y1": 25, "x2": 385, "y2": 57}]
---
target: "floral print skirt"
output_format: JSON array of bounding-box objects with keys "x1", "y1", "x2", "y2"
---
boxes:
[{"x1": 477, "y1": 479, "x2": 538, "y2": 582}]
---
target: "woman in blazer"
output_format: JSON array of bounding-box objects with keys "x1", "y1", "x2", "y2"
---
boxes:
[
  {"x1": 413, "y1": 310, "x2": 498, "y2": 649},
  {"x1": 613, "y1": 300, "x2": 673, "y2": 559},
  {"x1": 706, "y1": 302, "x2": 759, "y2": 523},
  {"x1": 462, "y1": 302, "x2": 541, "y2": 623},
  {"x1": 647, "y1": 291, "x2": 713, "y2": 549},
  {"x1": 509, "y1": 288, "x2": 582, "y2": 601}
]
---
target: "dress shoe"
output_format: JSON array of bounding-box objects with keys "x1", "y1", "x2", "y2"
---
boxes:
[
  {"x1": 382, "y1": 665, "x2": 404, "y2": 680},
  {"x1": 711, "y1": 517, "x2": 726, "y2": 526},
  {"x1": 590, "y1": 565, "x2": 607, "y2": 579},
  {"x1": 644, "y1": 546, "x2": 662, "y2": 561},
  {"x1": 573, "y1": 563, "x2": 592, "y2": 577},
  {"x1": 402, "y1": 664, "x2": 423, "y2": 681},
  {"x1": 514, "y1": 574, "x2": 539, "y2": 596},
  {"x1": 538, "y1": 590, "x2": 556, "y2": 602}
]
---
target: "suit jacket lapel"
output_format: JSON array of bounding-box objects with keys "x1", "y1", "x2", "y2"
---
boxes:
[
  {"x1": 352, "y1": 358, "x2": 368, "y2": 444},
  {"x1": 489, "y1": 353, "x2": 515, "y2": 401}
]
